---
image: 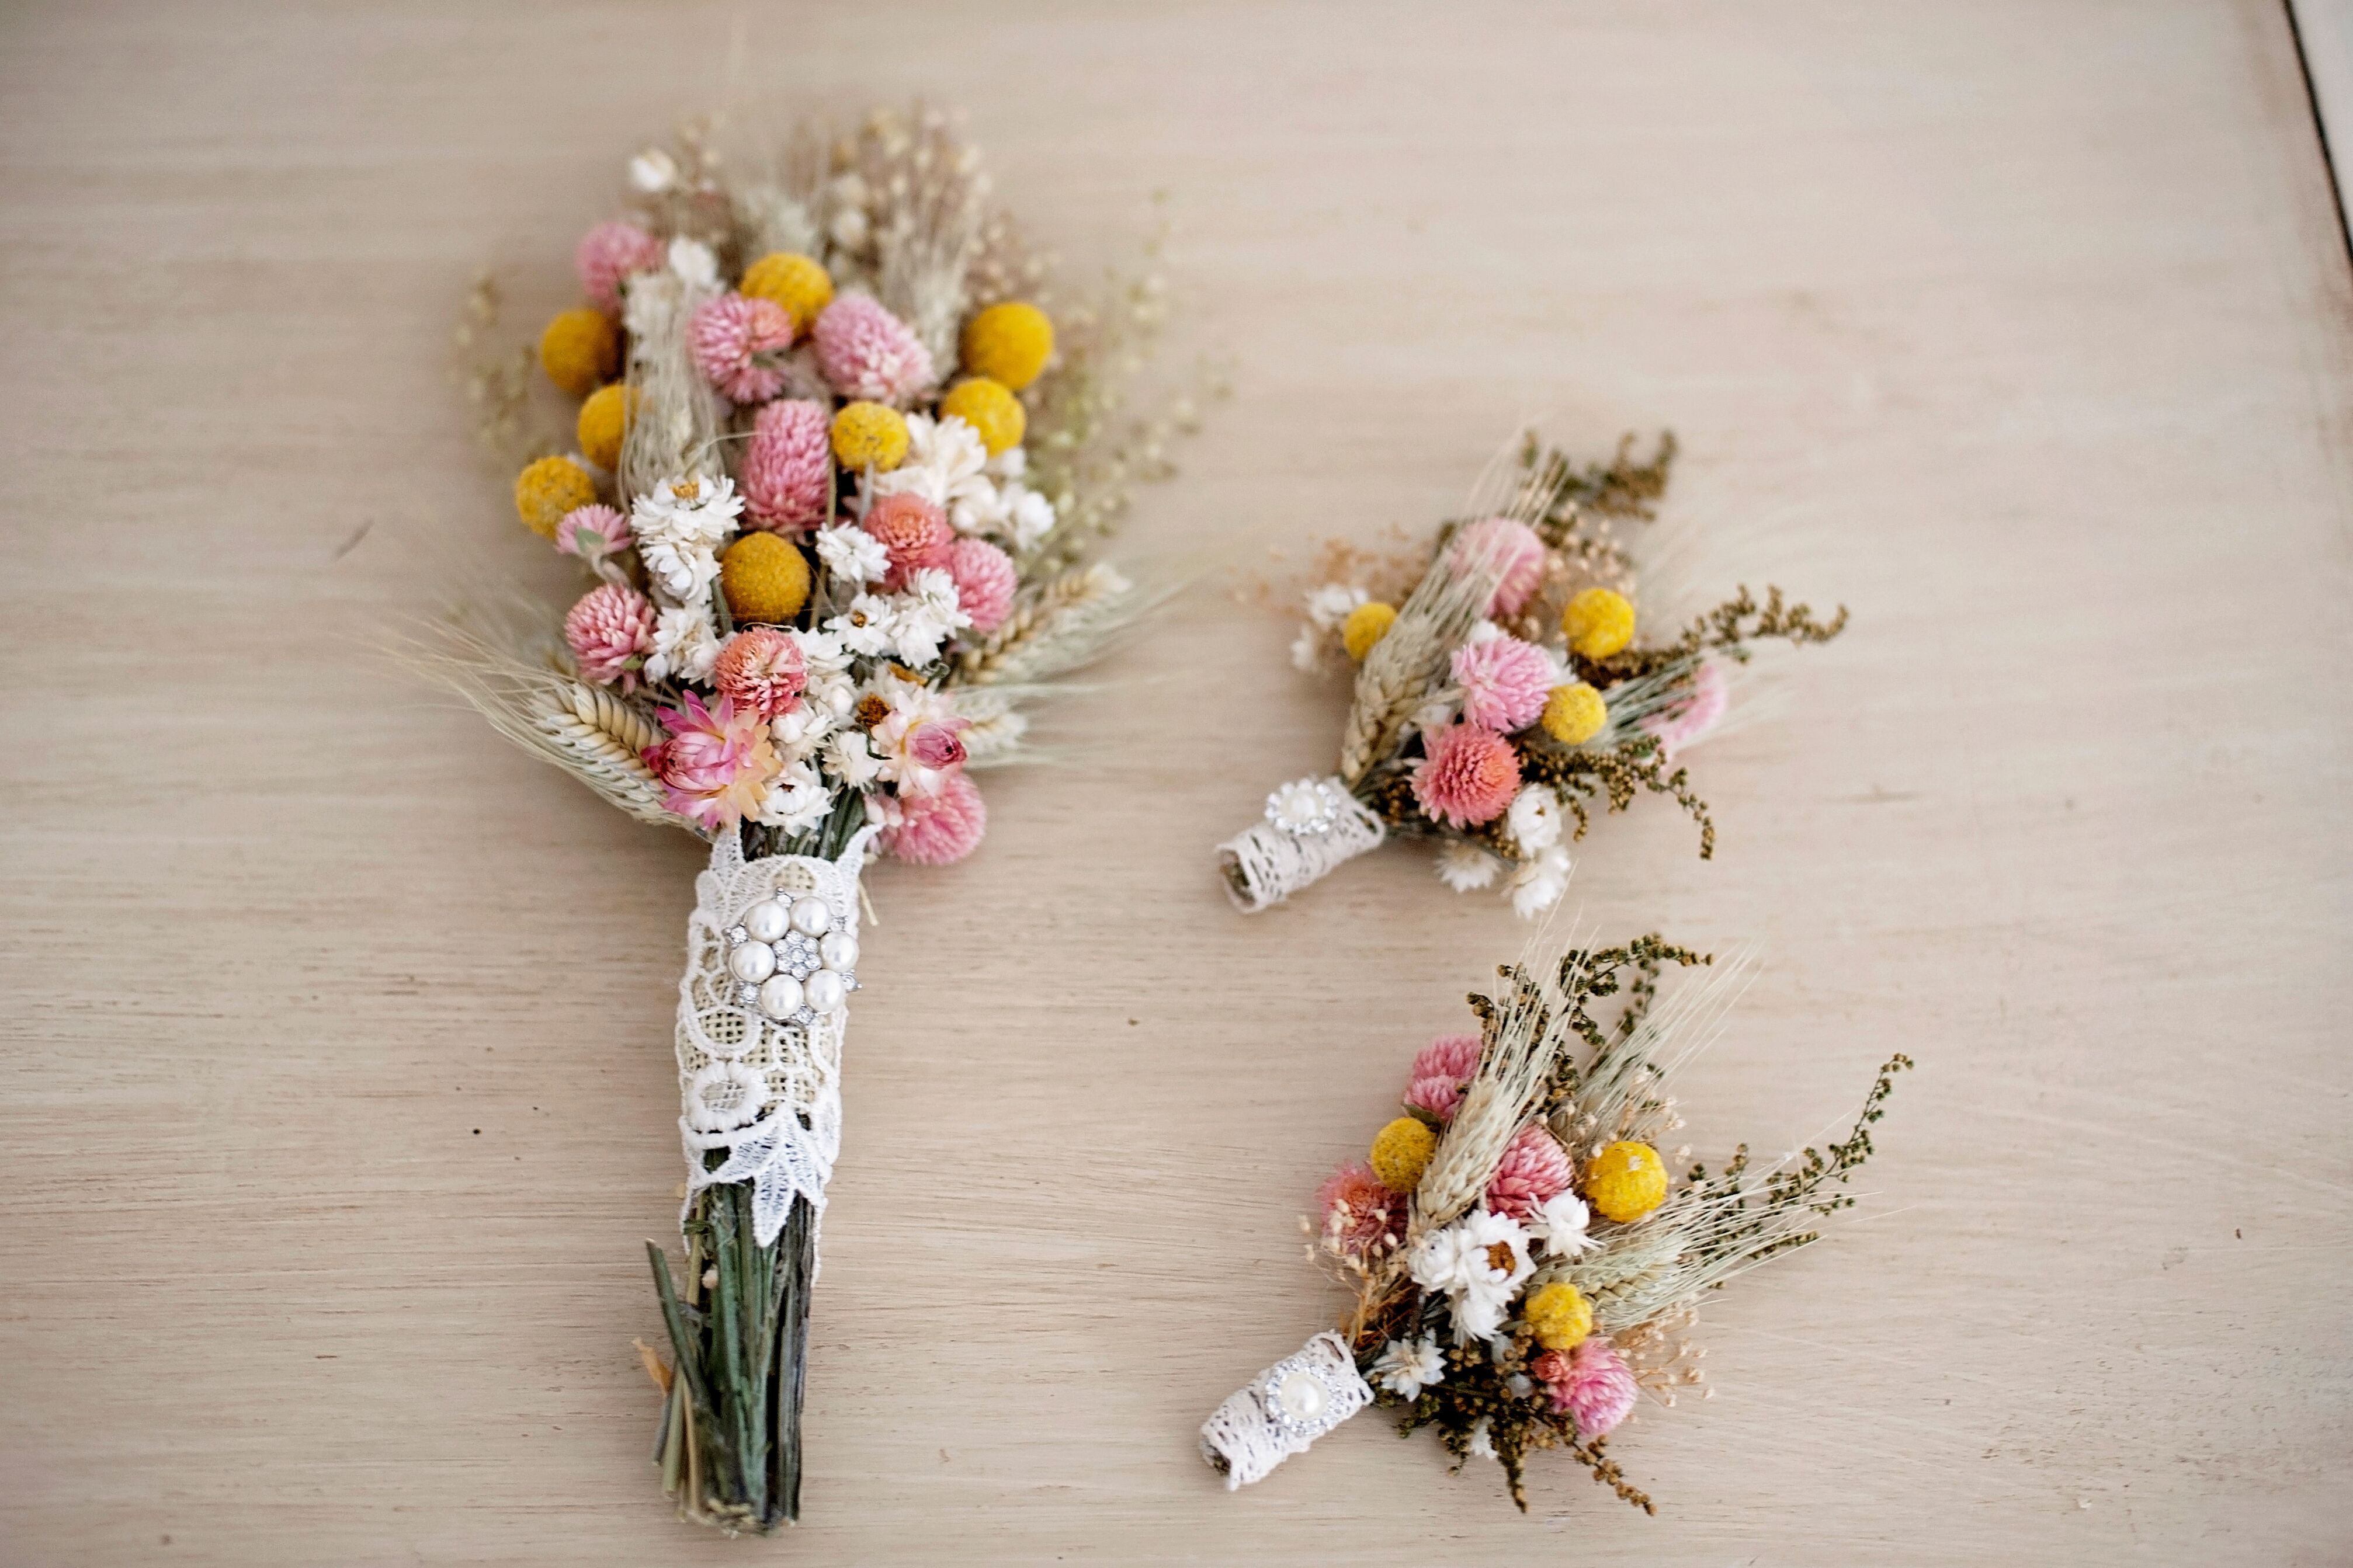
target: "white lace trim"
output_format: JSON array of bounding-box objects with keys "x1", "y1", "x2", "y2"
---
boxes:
[
  {"x1": 1215, "y1": 777, "x2": 1386, "y2": 912},
  {"x1": 1200, "y1": 1331, "x2": 1373, "y2": 1489},
  {"x1": 674, "y1": 826, "x2": 876, "y2": 1249}
]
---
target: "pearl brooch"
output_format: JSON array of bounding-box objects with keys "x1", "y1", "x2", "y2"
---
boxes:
[{"x1": 1265, "y1": 777, "x2": 1345, "y2": 836}]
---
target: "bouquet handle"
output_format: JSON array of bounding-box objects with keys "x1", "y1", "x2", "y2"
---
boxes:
[
  {"x1": 1216, "y1": 776, "x2": 1387, "y2": 912},
  {"x1": 1199, "y1": 1331, "x2": 1373, "y2": 1489}
]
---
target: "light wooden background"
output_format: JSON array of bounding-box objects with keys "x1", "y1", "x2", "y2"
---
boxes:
[{"x1": 5, "y1": 2, "x2": 2349, "y2": 1563}]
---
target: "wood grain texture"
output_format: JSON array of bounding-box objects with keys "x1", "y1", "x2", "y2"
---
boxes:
[{"x1": 4, "y1": 2, "x2": 2349, "y2": 1563}]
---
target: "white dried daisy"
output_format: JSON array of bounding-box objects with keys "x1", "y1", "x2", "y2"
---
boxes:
[
  {"x1": 1436, "y1": 839, "x2": 1502, "y2": 892},
  {"x1": 1372, "y1": 1335, "x2": 1446, "y2": 1401}
]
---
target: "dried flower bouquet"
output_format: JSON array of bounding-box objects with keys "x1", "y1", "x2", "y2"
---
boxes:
[
  {"x1": 1200, "y1": 934, "x2": 1908, "y2": 1511},
  {"x1": 428, "y1": 107, "x2": 1191, "y2": 1533},
  {"x1": 1219, "y1": 435, "x2": 1847, "y2": 916}
]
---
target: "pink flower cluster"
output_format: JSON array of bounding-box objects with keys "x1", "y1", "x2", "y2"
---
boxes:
[
  {"x1": 946, "y1": 537, "x2": 1016, "y2": 634},
  {"x1": 862, "y1": 493, "x2": 955, "y2": 589},
  {"x1": 575, "y1": 221, "x2": 664, "y2": 314},
  {"x1": 879, "y1": 771, "x2": 987, "y2": 864},
  {"x1": 1317, "y1": 1161, "x2": 1406, "y2": 1258},
  {"x1": 1452, "y1": 632, "x2": 1552, "y2": 732},
  {"x1": 689, "y1": 293, "x2": 796, "y2": 404},
  {"x1": 1411, "y1": 722, "x2": 1521, "y2": 829},
  {"x1": 741, "y1": 400, "x2": 832, "y2": 532},
  {"x1": 643, "y1": 692, "x2": 776, "y2": 831},
  {"x1": 564, "y1": 582, "x2": 655, "y2": 690},
  {"x1": 1484, "y1": 1124, "x2": 1574, "y2": 1221},
  {"x1": 813, "y1": 294, "x2": 934, "y2": 404},
  {"x1": 1453, "y1": 516, "x2": 1547, "y2": 617},
  {"x1": 1531, "y1": 1337, "x2": 1637, "y2": 1437},
  {"x1": 712, "y1": 628, "x2": 806, "y2": 720},
  {"x1": 1643, "y1": 659, "x2": 1729, "y2": 759},
  {"x1": 1401, "y1": 1032, "x2": 1481, "y2": 1122}
]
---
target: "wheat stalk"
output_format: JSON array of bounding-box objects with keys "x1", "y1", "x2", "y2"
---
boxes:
[
  {"x1": 953, "y1": 562, "x2": 1134, "y2": 687},
  {"x1": 1335, "y1": 532, "x2": 1506, "y2": 787}
]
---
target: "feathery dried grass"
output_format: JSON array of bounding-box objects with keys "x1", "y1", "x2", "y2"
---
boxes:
[{"x1": 953, "y1": 562, "x2": 1134, "y2": 687}]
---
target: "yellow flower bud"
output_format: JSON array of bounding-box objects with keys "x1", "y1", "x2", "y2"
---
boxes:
[
  {"x1": 575, "y1": 383, "x2": 633, "y2": 472},
  {"x1": 959, "y1": 301, "x2": 1054, "y2": 390},
  {"x1": 1342, "y1": 602, "x2": 1398, "y2": 661},
  {"x1": 1369, "y1": 1116, "x2": 1438, "y2": 1192},
  {"x1": 720, "y1": 532, "x2": 811, "y2": 624},
  {"x1": 830, "y1": 401, "x2": 910, "y2": 471},
  {"x1": 513, "y1": 456, "x2": 597, "y2": 538},
  {"x1": 1522, "y1": 1281, "x2": 1593, "y2": 1351},
  {"x1": 1562, "y1": 587, "x2": 1636, "y2": 660},
  {"x1": 738, "y1": 252, "x2": 834, "y2": 332},
  {"x1": 1540, "y1": 683, "x2": 1608, "y2": 745},
  {"x1": 938, "y1": 376, "x2": 1025, "y2": 456},
  {"x1": 539, "y1": 308, "x2": 617, "y2": 397},
  {"x1": 1584, "y1": 1141, "x2": 1668, "y2": 1222}
]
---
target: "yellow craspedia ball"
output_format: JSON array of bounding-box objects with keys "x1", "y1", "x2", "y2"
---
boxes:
[
  {"x1": 739, "y1": 252, "x2": 834, "y2": 332},
  {"x1": 831, "y1": 401, "x2": 910, "y2": 471},
  {"x1": 513, "y1": 455, "x2": 598, "y2": 538},
  {"x1": 539, "y1": 308, "x2": 618, "y2": 398},
  {"x1": 1584, "y1": 1141, "x2": 1669, "y2": 1223},
  {"x1": 938, "y1": 376, "x2": 1026, "y2": 456},
  {"x1": 959, "y1": 301, "x2": 1054, "y2": 390},
  {"x1": 1369, "y1": 1116, "x2": 1439, "y2": 1193},
  {"x1": 720, "y1": 531, "x2": 811, "y2": 625},
  {"x1": 1562, "y1": 587, "x2": 1636, "y2": 660},
  {"x1": 1342, "y1": 602, "x2": 1398, "y2": 661},
  {"x1": 575, "y1": 383, "x2": 633, "y2": 472},
  {"x1": 1540, "y1": 682, "x2": 1609, "y2": 745},
  {"x1": 1522, "y1": 1281, "x2": 1594, "y2": 1351}
]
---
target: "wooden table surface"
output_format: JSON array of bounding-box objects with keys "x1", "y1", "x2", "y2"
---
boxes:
[{"x1": 5, "y1": 2, "x2": 2349, "y2": 1563}]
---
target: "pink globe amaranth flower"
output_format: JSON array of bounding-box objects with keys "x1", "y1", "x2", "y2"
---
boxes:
[
  {"x1": 1453, "y1": 516, "x2": 1547, "y2": 616},
  {"x1": 1536, "y1": 1337, "x2": 1638, "y2": 1437},
  {"x1": 1643, "y1": 658, "x2": 1729, "y2": 758},
  {"x1": 1452, "y1": 633, "x2": 1552, "y2": 732},
  {"x1": 555, "y1": 503, "x2": 630, "y2": 559},
  {"x1": 1485, "y1": 1124, "x2": 1575, "y2": 1221},
  {"x1": 741, "y1": 399, "x2": 833, "y2": 533},
  {"x1": 946, "y1": 537, "x2": 1017, "y2": 633},
  {"x1": 1401, "y1": 1032, "x2": 1483, "y2": 1122},
  {"x1": 563, "y1": 582, "x2": 655, "y2": 691},
  {"x1": 1410, "y1": 723, "x2": 1521, "y2": 829},
  {"x1": 575, "y1": 220, "x2": 665, "y2": 314},
  {"x1": 879, "y1": 771, "x2": 987, "y2": 864},
  {"x1": 812, "y1": 293, "x2": 935, "y2": 404},
  {"x1": 1316, "y1": 1160, "x2": 1405, "y2": 1258},
  {"x1": 689, "y1": 293, "x2": 796, "y2": 404},
  {"x1": 862, "y1": 492, "x2": 955, "y2": 589},
  {"x1": 643, "y1": 691, "x2": 777, "y2": 832},
  {"x1": 711, "y1": 627, "x2": 807, "y2": 720}
]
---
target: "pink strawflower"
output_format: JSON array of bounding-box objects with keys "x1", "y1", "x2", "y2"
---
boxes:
[
  {"x1": 740, "y1": 399, "x2": 833, "y2": 533},
  {"x1": 1410, "y1": 723, "x2": 1521, "y2": 829},
  {"x1": 642, "y1": 691, "x2": 778, "y2": 832},
  {"x1": 1535, "y1": 1337, "x2": 1639, "y2": 1437},
  {"x1": 554, "y1": 504, "x2": 630, "y2": 561},
  {"x1": 1453, "y1": 516, "x2": 1547, "y2": 616},
  {"x1": 946, "y1": 537, "x2": 1018, "y2": 633},
  {"x1": 812, "y1": 294, "x2": 935, "y2": 404},
  {"x1": 689, "y1": 293, "x2": 796, "y2": 404},
  {"x1": 879, "y1": 771, "x2": 987, "y2": 864},
  {"x1": 1452, "y1": 632, "x2": 1552, "y2": 732},
  {"x1": 574, "y1": 221, "x2": 665, "y2": 314},
  {"x1": 563, "y1": 582, "x2": 655, "y2": 690},
  {"x1": 1316, "y1": 1161, "x2": 1405, "y2": 1258},
  {"x1": 862, "y1": 493, "x2": 955, "y2": 589},
  {"x1": 1402, "y1": 1032, "x2": 1483, "y2": 1122},
  {"x1": 1485, "y1": 1124, "x2": 1575, "y2": 1221},
  {"x1": 1643, "y1": 659, "x2": 1729, "y2": 758},
  {"x1": 711, "y1": 627, "x2": 807, "y2": 720}
]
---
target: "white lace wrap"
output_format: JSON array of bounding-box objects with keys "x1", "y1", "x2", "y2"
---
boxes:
[
  {"x1": 674, "y1": 827, "x2": 875, "y2": 1249},
  {"x1": 1216, "y1": 776, "x2": 1387, "y2": 912},
  {"x1": 1200, "y1": 1331, "x2": 1373, "y2": 1489}
]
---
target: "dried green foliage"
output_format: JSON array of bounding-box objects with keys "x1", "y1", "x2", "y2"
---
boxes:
[{"x1": 1582, "y1": 583, "x2": 1849, "y2": 686}]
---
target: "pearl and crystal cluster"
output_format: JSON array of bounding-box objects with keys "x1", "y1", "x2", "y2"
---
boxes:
[
  {"x1": 725, "y1": 893, "x2": 858, "y2": 1024},
  {"x1": 1264, "y1": 776, "x2": 1345, "y2": 836}
]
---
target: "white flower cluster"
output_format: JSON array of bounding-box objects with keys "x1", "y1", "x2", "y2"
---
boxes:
[
  {"x1": 868, "y1": 413, "x2": 1055, "y2": 551},
  {"x1": 1387, "y1": 1195, "x2": 1597, "y2": 1380},
  {"x1": 1291, "y1": 580, "x2": 1369, "y2": 673},
  {"x1": 1432, "y1": 781, "x2": 1573, "y2": 919},
  {"x1": 634, "y1": 472, "x2": 745, "y2": 685}
]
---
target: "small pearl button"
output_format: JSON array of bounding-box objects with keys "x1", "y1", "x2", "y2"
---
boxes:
[
  {"x1": 818, "y1": 932, "x2": 858, "y2": 972},
  {"x1": 803, "y1": 969, "x2": 846, "y2": 1013},
  {"x1": 742, "y1": 901, "x2": 789, "y2": 943},
  {"x1": 789, "y1": 897, "x2": 832, "y2": 937},
  {"x1": 728, "y1": 943, "x2": 778, "y2": 984},
  {"x1": 757, "y1": 974, "x2": 804, "y2": 1018},
  {"x1": 1273, "y1": 1371, "x2": 1327, "y2": 1421}
]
